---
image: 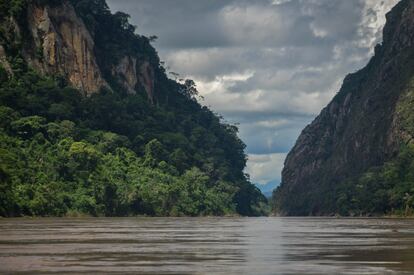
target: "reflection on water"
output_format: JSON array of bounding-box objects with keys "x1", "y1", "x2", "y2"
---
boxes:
[{"x1": 0, "y1": 218, "x2": 414, "y2": 274}]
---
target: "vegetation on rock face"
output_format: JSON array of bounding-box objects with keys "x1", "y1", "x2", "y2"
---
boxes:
[
  {"x1": 0, "y1": 0, "x2": 267, "y2": 217},
  {"x1": 69, "y1": 0, "x2": 161, "y2": 88},
  {"x1": 335, "y1": 76, "x2": 414, "y2": 217},
  {"x1": 334, "y1": 144, "x2": 414, "y2": 217}
]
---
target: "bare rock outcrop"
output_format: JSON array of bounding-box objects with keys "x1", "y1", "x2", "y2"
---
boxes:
[
  {"x1": 26, "y1": 1, "x2": 106, "y2": 94},
  {"x1": 1, "y1": 0, "x2": 157, "y2": 101}
]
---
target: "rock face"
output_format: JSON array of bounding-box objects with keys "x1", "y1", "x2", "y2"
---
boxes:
[
  {"x1": 138, "y1": 61, "x2": 155, "y2": 104},
  {"x1": 0, "y1": 45, "x2": 12, "y2": 74},
  {"x1": 0, "y1": 0, "x2": 156, "y2": 99},
  {"x1": 112, "y1": 56, "x2": 138, "y2": 95},
  {"x1": 26, "y1": 2, "x2": 106, "y2": 94},
  {"x1": 112, "y1": 57, "x2": 155, "y2": 103},
  {"x1": 274, "y1": 0, "x2": 414, "y2": 216}
]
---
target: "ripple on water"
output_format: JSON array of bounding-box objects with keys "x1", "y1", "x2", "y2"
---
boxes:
[{"x1": 0, "y1": 217, "x2": 414, "y2": 274}]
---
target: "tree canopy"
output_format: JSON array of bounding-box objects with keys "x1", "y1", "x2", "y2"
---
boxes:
[{"x1": 0, "y1": 0, "x2": 268, "y2": 217}]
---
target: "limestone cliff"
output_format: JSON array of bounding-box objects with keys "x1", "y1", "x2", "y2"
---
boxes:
[
  {"x1": 0, "y1": 0, "x2": 156, "y2": 101},
  {"x1": 26, "y1": 1, "x2": 106, "y2": 94},
  {"x1": 274, "y1": 0, "x2": 414, "y2": 216}
]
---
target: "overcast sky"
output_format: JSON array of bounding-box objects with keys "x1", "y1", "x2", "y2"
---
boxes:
[{"x1": 107, "y1": 0, "x2": 399, "y2": 191}]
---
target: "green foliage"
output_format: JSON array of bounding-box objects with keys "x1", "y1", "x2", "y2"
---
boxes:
[
  {"x1": 333, "y1": 144, "x2": 414, "y2": 216},
  {"x1": 0, "y1": 0, "x2": 28, "y2": 20},
  {"x1": 0, "y1": 65, "x2": 8, "y2": 83},
  {"x1": 0, "y1": 57, "x2": 266, "y2": 218},
  {"x1": 0, "y1": 0, "x2": 267, "y2": 217},
  {"x1": 143, "y1": 139, "x2": 166, "y2": 168},
  {"x1": 330, "y1": 75, "x2": 414, "y2": 217},
  {"x1": 0, "y1": 109, "x2": 247, "y2": 217},
  {"x1": 11, "y1": 116, "x2": 46, "y2": 137},
  {"x1": 10, "y1": 0, "x2": 27, "y2": 19},
  {"x1": 396, "y1": 80, "x2": 414, "y2": 137}
]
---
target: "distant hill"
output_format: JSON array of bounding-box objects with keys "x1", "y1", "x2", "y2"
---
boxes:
[{"x1": 256, "y1": 180, "x2": 279, "y2": 198}]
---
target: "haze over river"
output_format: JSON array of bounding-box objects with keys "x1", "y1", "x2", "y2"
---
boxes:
[{"x1": 0, "y1": 218, "x2": 414, "y2": 274}]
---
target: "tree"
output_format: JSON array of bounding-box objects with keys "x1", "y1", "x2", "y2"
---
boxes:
[
  {"x1": 0, "y1": 0, "x2": 268, "y2": 217},
  {"x1": 11, "y1": 116, "x2": 46, "y2": 138},
  {"x1": 143, "y1": 139, "x2": 165, "y2": 168},
  {"x1": 69, "y1": 142, "x2": 100, "y2": 169},
  {"x1": 179, "y1": 79, "x2": 200, "y2": 101}
]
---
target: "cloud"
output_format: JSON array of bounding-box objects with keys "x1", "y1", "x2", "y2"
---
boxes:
[
  {"x1": 107, "y1": 0, "x2": 400, "y2": 186},
  {"x1": 246, "y1": 153, "x2": 287, "y2": 185},
  {"x1": 237, "y1": 114, "x2": 311, "y2": 154}
]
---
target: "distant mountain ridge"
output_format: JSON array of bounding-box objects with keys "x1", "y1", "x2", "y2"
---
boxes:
[
  {"x1": 273, "y1": 0, "x2": 414, "y2": 216},
  {"x1": 256, "y1": 180, "x2": 279, "y2": 198}
]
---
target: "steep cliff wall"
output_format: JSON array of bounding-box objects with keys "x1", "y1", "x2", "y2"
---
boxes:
[
  {"x1": 26, "y1": 1, "x2": 106, "y2": 94},
  {"x1": 0, "y1": 0, "x2": 156, "y2": 100},
  {"x1": 274, "y1": 0, "x2": 414, "y2": 216}
]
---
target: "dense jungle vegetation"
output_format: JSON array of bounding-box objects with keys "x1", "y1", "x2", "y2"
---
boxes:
[{"x1": 0, "y1": 0, "x2": 267, "y2": 217}]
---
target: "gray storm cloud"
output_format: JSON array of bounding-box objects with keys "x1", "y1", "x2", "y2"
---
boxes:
[{"x1": 108, "y1": 0, "x2": 400, "y2": 188}]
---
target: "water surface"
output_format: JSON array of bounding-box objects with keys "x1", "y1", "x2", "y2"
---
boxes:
[{"x1": 1, "y1": 217, "x2": 414, "y2": 274}]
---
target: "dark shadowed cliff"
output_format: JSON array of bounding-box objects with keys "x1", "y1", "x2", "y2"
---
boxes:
[{"x1": 273, "y1": 0, "x2": 414, "y2": 216}]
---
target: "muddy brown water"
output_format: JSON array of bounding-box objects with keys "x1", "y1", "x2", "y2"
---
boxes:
[{"x1": 0, "y1": 217, "x2": 414, "y2": 274}]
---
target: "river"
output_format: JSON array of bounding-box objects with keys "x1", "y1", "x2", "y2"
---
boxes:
[{"x1": 0, "y1": 217, "x2": 414, "y2": 274}]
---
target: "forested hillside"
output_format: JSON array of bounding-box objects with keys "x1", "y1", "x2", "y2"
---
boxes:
[{"x1": 0, "y1": 0, "x2": 267, "y2": 217}]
